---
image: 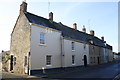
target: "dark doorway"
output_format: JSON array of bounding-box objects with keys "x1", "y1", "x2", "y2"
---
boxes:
[
  {"x1": 84, "y1": 55, "x2": 87, "y2": 67},
  {"x1": 10, "y1": 55, "x2": 13, "y2": 71},
  {"x1": 97, "y1": 57, "x2": 100, "y2": 64}
]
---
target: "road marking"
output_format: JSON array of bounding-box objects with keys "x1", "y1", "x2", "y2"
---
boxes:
[{"x1": 113, "y1": 74, "x2": 120, "y2": 80}]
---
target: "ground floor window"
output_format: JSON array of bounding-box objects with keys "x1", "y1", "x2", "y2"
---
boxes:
[
  {"x1": 72, "y1": 55, "x2": 75, "y2": 65},
  {"x1": 90, "y1": 57, "x2": 92, "y2": 63},
  {"x1": 46, "y1": 55, "x2": 52, "y2": 65}
]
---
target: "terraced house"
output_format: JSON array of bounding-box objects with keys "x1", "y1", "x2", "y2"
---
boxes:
[{"x1": 6, "y1": 1, "x2": 113, "y2": 75}]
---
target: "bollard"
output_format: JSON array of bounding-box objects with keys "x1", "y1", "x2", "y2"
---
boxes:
[{"x1": 42, "y1": 67, "x2": 45, "y2": 74}]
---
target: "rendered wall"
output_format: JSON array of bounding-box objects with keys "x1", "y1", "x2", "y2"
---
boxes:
[{"x1": 30, "y1": 25, "x2": 61, "y2": 70}]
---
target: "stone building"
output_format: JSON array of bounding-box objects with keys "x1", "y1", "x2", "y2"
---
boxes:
[
  {"x1": 6, "y1": 1, "x2": 113, "y2": 75},
  {"x1": 113, "y1": 52, "x2": 119, "y2": 59}
]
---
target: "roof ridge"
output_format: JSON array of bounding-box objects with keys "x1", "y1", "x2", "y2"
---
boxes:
[
  {"x1": 25, "y1": 12, "x2": 48, "y2": 21},
  {"x1": 55, "y1": 21, "x2": 92, "y2": 37}
]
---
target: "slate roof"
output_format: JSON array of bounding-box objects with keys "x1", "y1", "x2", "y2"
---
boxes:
[{"x1": 25, "y1": 12, "x2": 112, "y2": 50}]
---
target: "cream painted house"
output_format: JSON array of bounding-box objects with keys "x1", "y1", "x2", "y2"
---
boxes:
[{"x1": 7, "y1": 1, "x2": 113, "y2": 75}]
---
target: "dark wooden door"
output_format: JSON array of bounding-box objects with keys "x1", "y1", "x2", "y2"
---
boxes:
[
  {"x1": 84, "y1": 55, "x2": 87, "y2": 67},
  {"x1": 97, "y1": 57, "x2": 100, "y2": 64},
  {"x1": 10, "y1": 55, "x2": 13, "y2": 71}
]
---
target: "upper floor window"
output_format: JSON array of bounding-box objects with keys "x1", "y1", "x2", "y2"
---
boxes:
[
  {"x1": 71, "y1": 42, "x2": 75, "y2": 51},
  {"x1": 89, "y1": 40, "x2": 93, "y2": 44},
  {"x1": 40, "y1": 33, "x2": 45, "y2": 44},
  {"x1": 84, "y1": 44, "x2": 86, "y2": 50}
]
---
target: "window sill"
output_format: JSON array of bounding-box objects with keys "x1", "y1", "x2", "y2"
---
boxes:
[
  {"x1": 46, "y1": 65, "x2": 52, "y2": 67},
  {"x1": 72, "y1": 50, "x2": 75, "y2": 52},
  {"x1": 72, "y1": 64, "x2": 75, "y2": 65},
  {"x1": 39, "y1": 44, "x2": 46, "y2": 46}
]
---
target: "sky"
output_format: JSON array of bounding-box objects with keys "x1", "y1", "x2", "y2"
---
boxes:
[{"x1": 0, "y1": 0, "x2": 118, "y2": 53}]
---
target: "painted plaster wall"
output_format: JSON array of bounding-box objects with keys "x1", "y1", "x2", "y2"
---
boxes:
[
  {"x1": 30, "y1": 25, "x2": 61, "y2": 70},
  {"x1": 63, "y1": 39, "x2": 89, "y2": 67}
]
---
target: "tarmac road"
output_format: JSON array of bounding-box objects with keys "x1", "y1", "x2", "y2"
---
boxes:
[{"x1": 47, "y1": 59, "x2": 120, "y2": 79}]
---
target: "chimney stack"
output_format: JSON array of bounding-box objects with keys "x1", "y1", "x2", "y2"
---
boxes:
[
  {"x1": 101, "y1": 36, "x2": 104, "y2": 41},
  {"x1": 49, "y1": 12, "x2": 53, "y2": 21},
  {"x1": 90, "y1": 30, "x2": 94, "y2": 36},
  {"x1": 82, "y1": 25, "x2": 86, "y2": 33},
  {"x1": 20, "y1": 0, "x2": 27, "y2": 16},
  {"x1": 73, "y1": 23, "x2": 77, "y2": 30}
]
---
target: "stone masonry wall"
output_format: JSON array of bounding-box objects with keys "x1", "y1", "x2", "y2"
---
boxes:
[
  {"x1": 89, "y1": 45, "x2": 104, "y2": 65},
  {"x1": 10, "y1": 14, "x2": 30, "y2": 74},
  {"x1": 2, "y1": 51, "x2": 10, "y2": 72}
]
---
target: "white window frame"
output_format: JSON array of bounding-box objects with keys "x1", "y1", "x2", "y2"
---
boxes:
[
  {"x1": 72, "y1": 55, "x2": 75, "y2": 65},
  {"x1": 40, "y1": 33, "x2": 45, "y2": 45},
  {"x1": 46, "y1": 55, "x2": 52, "y2": 66},
  {"x1": 71, "y1": 42, "x2": 75, "y2": 51},
  {"x1": 90, "y1": 40, "x2": 93, "y2": 44}
]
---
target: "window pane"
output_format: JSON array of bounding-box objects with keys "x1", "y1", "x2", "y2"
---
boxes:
[
  {"x1": 90, "y1": 57, "x2": 92, "y2": 63},
  {"x1": 46, "y1": 55, "x2": 51, "y2": 65},
  {"x1": 72, "y1": 42, "x2": 75, "y2": 50},
  {"x1": 72, "y1": 55, "x2": 75, "y2": 64},
  {"x1": 40, "y1": 34, "x2": 45, "y2": 44},
  {"x1": 40, "y1": 34, "x2": 44, "y2": 39}
]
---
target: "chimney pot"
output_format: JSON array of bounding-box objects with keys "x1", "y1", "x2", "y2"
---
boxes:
[
  {"x1": 90, "y1": 30, "x2": 94, "y2": 36},
  {"x1": 49, "y1": 12, "x2": 53, "y2": 21},
  {"x1": 73, "y1": 23, "x2": 77, "y2": 30},
  {"x1": 82, "y1": 25, "x2": 86, "y2": 33},
  {"x1": 101, "y1": 36, "x2": 104, "y2": 41}
]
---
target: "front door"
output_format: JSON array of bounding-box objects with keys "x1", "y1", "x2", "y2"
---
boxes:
[
  {"x1": 97, "y1": 57, "x2": 100, "y2": 64},
  {"x1": 84, "y1": 55, "x2": 87, "y2": 66},
  {"x1": 10, "y1": 55, "x2": 13, "y2": 71}
]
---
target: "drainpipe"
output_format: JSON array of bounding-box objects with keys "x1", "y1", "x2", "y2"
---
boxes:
[
  {"x1": 28, "y1": 23, "x2": 32, "y2": 75},
  {"x1": 60, "y1": 36, "x2": 64, "y2": 68},
  {"x1": 28, "y1": 52, "x2": 30, "y2": 75}
]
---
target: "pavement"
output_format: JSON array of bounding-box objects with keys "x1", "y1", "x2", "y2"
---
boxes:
[
  {"x1": 2, "y1": 71, "x2": 40, "y2": 78},
  {"x1": 113, "y1": 74, "x2": 120, "y2": 80},
  {"x1": 2, "y1": 72, "x2": 60, "y2": 80}
]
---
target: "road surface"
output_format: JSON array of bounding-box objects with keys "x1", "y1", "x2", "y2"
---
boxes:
[{"x1": 47, "y1": 59, "x2": 120, "y2": 79}]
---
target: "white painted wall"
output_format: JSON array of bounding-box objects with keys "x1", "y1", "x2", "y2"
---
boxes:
[
  {"x1": 63, "y1": 39, "x2": 89, "y2": 67},
  {"x1": 104, "y1": 48, "x2": 113, "y2": 62},
  {"x1": 103, "y1": 48, "x2": 109, "y2": 63},
  {"x1": 30, "y1": 24, "x2": 112, "y2": 71},
  {"x1": 30, "y1": 25, "x2": 62, "y2": 70},
  {"x1": 108, "y1": 49, "x2": 113, "y2": 61},
  {"x1": 30, "y1": 24, "x2": 90, "y2": 70}
]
